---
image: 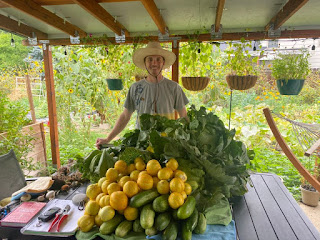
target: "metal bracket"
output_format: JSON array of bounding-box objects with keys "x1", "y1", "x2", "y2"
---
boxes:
[
  {"x1": 268, "y1": 23, "x2": 281, "y2": 38},
  {"x1": 28, "y1": 32, "x2": 38, "y2": 46},
  {"x1": 158, "y1": 27, "x2": 181, "y2": 44},
  {"x1": 115, "y1": 29, "x2": 125, "y2": 43},
  {"x1": 211, "y1": 24, "x2": 223, "y2": 39},
  {"x1": 70, "y1": 31, "x2": 80, "y2": 44}
]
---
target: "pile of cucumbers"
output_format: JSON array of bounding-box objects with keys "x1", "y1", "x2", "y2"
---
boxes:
[{"x1": 100, "y1": 188, "x2": 207, "y2": 240}]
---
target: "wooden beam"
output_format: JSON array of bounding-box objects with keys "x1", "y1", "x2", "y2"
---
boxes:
[
  {"x1": 73, "y1": 0, "x2": 129, "y2": 36},
  {"x1": 172, "y1": 41, "x2": 179, "y2": 84},
  {"x1": 43, "y1": 44, "x2": 60, "y2": 168},
  {"x1": 0, "y1": 14, "x2": 48, "y2": 39},
  {"x1": 0, "y1": 0, "x2": 138, "y2": 8},
  {"x1": 214, "y1": 0, "x2": 225, "y2": 32},
  {"x1": 263, "y1": 108, "x2": 320, "y2": 192},
  {"x1": 265, "y1": 0, "x2": 309, "y2": 31},
  {"x1": 22, "y1": 29, "x2": 320, "y2": 46},
  {"x1": 140, "y1": 0, "x2": 167, "y2": 34},
  {"x1": 25, "y1": 75, "x2": 37, "y2": 124},
  {"x1": 0, "y1": 0, "x2": 87, "y2": 37}
]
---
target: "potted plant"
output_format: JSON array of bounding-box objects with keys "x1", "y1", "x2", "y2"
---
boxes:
[
  {"x1": 300, "y1": 178, "x2": 320, "y2": 207},
  {"x1": 179, "y1": 41, "x2": 211, "y2": 91},
  {"x1": 271, "y1": 50, "x2": 310, "y2": 95},
  {"x1": 224, "y1": 38, "x2": 263, "y2": 90},
  {"x1": 105, "y1": 71, "x2": 123, "y2": 91}
]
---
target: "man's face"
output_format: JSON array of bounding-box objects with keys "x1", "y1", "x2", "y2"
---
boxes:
[{"x1": 144, "y1": 55, "x2": 165, "y2": 76}]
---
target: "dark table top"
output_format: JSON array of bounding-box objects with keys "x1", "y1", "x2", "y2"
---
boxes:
[{"x1": 232, "y1": 173, "x2": 320, "y2": 240}]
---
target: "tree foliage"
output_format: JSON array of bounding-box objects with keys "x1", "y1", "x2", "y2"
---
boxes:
[{"x1": 0, "y1": 31, "x2": 30, "y2": 70}]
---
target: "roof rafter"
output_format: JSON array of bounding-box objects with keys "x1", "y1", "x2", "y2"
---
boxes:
[
  {"x1": 73, "y1": 0, "x2": 129, "y2": 37},
  {"x1": 140, "y1": 0, "x2": 167, "y2": 34},
  {"x1": 214, "y1": 0, "x2": 225, "y2": 32},
  {"x1": 0, "y1": 0, "x2": 138, "y2": 8},
  {"x1": 265, "y1": 0, "x2": 309, "y2": 31},
  {"x1": 0, "y1": 14, "x2": 48, "y2": 39},
  {"x1": 0, "y1": 0, "x2": 87, "y2": 37}
]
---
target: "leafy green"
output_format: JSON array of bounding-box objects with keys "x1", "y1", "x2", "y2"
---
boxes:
[{"x1": 119, "y1": 105, "x2": 251, "y2": 220}]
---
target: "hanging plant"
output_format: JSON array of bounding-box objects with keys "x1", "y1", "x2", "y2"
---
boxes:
[
  {"x1": 179, "y1": 41, "x2": 213, "y2": 91},
  {"x1": 224, "y1": 38, "x2": 263, "y2": 90}
]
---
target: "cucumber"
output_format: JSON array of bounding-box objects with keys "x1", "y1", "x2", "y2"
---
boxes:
[
  {"x1": 194, "y1": 212, "x2": 207, "y2": 234},
  {"x1": 172, "y1": 209, "x2": 179, "y2": 220},
  {"x1": 83, "y1": 150, "x2": 101, "y2": 169},
  {"x1": 115, "y1": 220, "x2": 133, "y2": 238},
  {"x1": 177, "y1": 196, "x2": 196, "y2": 219},
  {"x1": 89, "y1": 153, "x2": 102, "y2": 173},
  {"x1": 152, "y1": 194, "x2": 169, "y2": 213},
  {"x1": 140, "y1": 204, "x2": 155, "y2": 229},
  {"x1": 99, "y1": 214, "x2": 123, "y2": 235},
  {"x1": 163, "y1": 220, "x2": 178, "y2": 240},
  {"x1": 133, "y1": 219, "x2": 144, "y2": 233},
  {"x1": 145, "y1": 226, "x2": 158, "y2": 236},
  {"x1": 186, "y1": 208, "x2": 198, "y2": 231},
  {"x1": 155, "y1": 212, "x2": 171, "y2": 231},
  {"x1": 182, "y1": 221, "x2": 192, "y2": 240},
  {"x1": 130, "y1": 189, "x2": 159, "y2": 208},
  {"x1": 95, "y1": 149, "x2": 114, "y2": 177}
]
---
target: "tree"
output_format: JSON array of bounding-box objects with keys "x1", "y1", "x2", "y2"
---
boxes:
[{"x1": 0, "y1": 31, "x2": 31, "y2": 70}]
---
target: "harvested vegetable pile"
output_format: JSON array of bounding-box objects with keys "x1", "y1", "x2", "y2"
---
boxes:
[{"x1": 75, "y1": 105, "x2": 251, "y2": 239}]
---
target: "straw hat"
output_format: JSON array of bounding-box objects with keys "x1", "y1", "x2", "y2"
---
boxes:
[{"x1": 133, "y1": 42, "x2": 176, "y2": 70}]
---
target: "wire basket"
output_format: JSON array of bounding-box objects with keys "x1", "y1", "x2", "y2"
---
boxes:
[
  {"x1": 226, "y1": 75, "x2": 257, "y2": 90},
  {"x1": 181, "y1": 77, "x2": 210, "y2": 91}
]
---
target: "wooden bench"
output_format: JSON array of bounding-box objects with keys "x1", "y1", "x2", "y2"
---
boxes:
[{"x1": 233, "y1": 173, "x2": 320, "y2": 240}]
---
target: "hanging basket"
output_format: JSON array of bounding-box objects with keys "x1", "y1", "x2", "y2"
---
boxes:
[
  {"x1": 276, "y1": 79, "x2": 305, "y2": 95},
  {"x1": 181, "y1": 77, "x2": 210, "y2": 91},
  {"x1": 106, "y1": 79, "x2": 123, "y2": 91},
  {"x1": 226, "y1": 75, "x2": 258, "y2": 90},
  {"x1": 135, "y1": 75, "x2": 146, "y2": 82}
]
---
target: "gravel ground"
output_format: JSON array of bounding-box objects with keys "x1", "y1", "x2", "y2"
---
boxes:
[{"x1": 298, "y1": 201, "x2": 320, "y2": 232}]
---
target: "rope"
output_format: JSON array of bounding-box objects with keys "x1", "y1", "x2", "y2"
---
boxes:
[
  {"x1": 271, "y1": 110, "x2": 320, "y2": 155},
  {"x1": 228, "y1": 90, "x2": 233, "y2": 130}
]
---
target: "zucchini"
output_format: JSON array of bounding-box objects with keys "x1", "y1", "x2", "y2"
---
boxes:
[
  {"x1": 186, "y1": 208, "x2": 198, "y2": 231},
  {"x1": 152, "y1": 194, "x2": 169, "y2": 213},
  {"x1": 182, "y1": 221, "x2": 192, "y2": 240},
  {"x1": 140, "y1": 204, "x2": 155, "y2": 229},
  {"x1": 194, "y1": 212, "x2": 207, "y2": 234},
  {"x1": 83, "y1": 150, "x2": 101, "y2": 169},
  {"x1": 99, "y1": 214, "x2": 123, "y2": 235},
  {"x1": 155, "y1": 212, "x2": 171, "y2": 231},
  {"x1": 115, "y1": 220, "x2": 133, "y2": 238},
  {"x1": 89, "y1": 153, "x2": 102, "y2": 173},
  {"x1": 162, "y1": 220, "x2": 178, "y2": 240},
  {"x1": 130, "y1": 189, "x2": 159, "y2": 208},
  {"x1": 172, "y1": 209, "x2": 179, "y2": 220},
  {"x1": 133, "y1": 219, "x2": 144, "y2": 233},
  {"x1": 177, "y1": 196, "x2": 196, "y2": 219}
]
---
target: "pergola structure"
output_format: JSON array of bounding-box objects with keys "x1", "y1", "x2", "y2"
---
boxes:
[{"x1": 0, "y1": 0, "x2": 319, "y2": 167}]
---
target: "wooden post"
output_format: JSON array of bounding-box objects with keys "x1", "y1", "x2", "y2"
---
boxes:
[
  {"x1": 43, "y1": 44, "x2": 60, "y2": 168},
  {"x1": 172, "y1": 41, "x2": 179, "y2": 119},
  {"x1": 25, "y1": 75, "x2": 36, "y2": 123}
]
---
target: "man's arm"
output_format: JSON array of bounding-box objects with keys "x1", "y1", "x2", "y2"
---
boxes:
[
  {"x1": 177, "y1": 107, "x2": 189, "y2": 121},
  {"x1": 96, "y1": 108, "x2": 132, "y2": 148}
]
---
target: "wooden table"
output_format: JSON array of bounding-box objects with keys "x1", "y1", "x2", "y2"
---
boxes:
[{"x1": 233, "y1": 173, "x2": 320, "y2": 240}]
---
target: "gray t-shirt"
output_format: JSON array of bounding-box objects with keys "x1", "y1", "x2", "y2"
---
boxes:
[{"x1": 124, "y1": 77, "x2": 189, "y2": 128}]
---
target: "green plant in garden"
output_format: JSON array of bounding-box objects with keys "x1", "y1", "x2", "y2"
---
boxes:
[
  {"x1": 271, "y1": 50, "x2": 310, "y2": 82},
  {"x1": 0, "y1": 89, "x2": 41, "y2": 174},
  {"x1": 224, "y1": 38, "x2": 263, "y2": 76}
]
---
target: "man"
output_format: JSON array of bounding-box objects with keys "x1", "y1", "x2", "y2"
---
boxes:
[{"x1": 96, "y1": 42, "x2": 189, "y2": 148}]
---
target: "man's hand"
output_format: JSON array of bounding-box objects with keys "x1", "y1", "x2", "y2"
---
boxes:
[{"x1": 96, "y1": 138, "x2": 109, "y2": 149}]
